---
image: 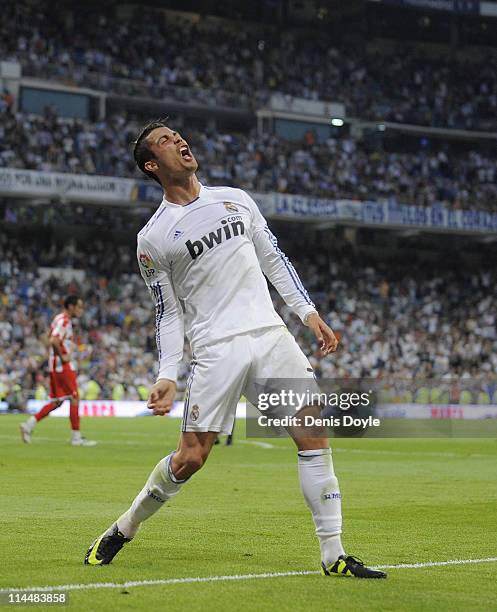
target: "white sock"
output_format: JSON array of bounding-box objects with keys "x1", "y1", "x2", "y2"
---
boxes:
[
  {"x1": 26, "y1": 416, "x2": 37, "y2": 431},
  {"x1": 298, "y1": 448, "x2": 345, "y2": 566},
  {"x1": 115, "y1": 453, "x2": 187, "y2": 539},
  {"x1": 72, "y1": 430, "x2": 81, "y2": 441}
]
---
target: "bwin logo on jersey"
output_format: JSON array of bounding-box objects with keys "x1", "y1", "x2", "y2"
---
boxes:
[{"x1": 186, "y1": 219, "x2": 245, "y2": 260}]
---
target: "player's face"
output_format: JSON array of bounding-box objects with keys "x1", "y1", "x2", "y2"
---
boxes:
[
  {"x1": 71, "y1": 299, "x2": 84, "y2": 318},
  {"x1": 145, "y1": 127, "x2": 198, "y2": 180}
]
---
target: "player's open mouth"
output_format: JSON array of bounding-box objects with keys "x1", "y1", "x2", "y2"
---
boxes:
[{"x1": 179, "y1": 144, "x2": 193, "y2": 162}]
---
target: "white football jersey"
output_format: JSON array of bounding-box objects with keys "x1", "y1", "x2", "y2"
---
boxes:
[{"x1": 137, "y1": 184, "x2": 316, "y2": 382}]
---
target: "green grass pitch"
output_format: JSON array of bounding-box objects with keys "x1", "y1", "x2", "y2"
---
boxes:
[{"x1": 1, "y1": 415, "x2": 496, "y2": 611}]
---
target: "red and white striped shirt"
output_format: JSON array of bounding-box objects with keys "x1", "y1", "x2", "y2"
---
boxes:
[{"x1": 48, "y1": 312, "x2": 76, "y2": 373}]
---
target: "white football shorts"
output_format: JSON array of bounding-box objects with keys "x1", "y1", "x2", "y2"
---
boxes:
[{"x1": 181, "y1": 325, "x2": 316, "y2": 434}]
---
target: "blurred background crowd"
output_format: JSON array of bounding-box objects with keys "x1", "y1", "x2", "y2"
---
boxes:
[
  {"x1": 1, "y1": 0, "x2": 496, "y2": 406},
  {"x1": 2, "y1": 0, "x2": 497, "y2": 130},
  {"x1": 1, "y1": 108, "x2": 496, "y2": 211},
  {"x1": 1, "y1": 225, "x2": 496, "y2": 405}
]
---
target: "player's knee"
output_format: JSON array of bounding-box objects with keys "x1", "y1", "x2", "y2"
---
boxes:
[{"x1": 177, "y1": 449, "x2": 207, "y2": 474}]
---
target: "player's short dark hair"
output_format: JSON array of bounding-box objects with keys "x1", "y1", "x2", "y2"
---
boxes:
[
  {"x1": 64, "y1": 295, "x2": 81, "y2": 309},
  {"x1": 133, "y1": 118, "x2": 169, "y2": 186}
]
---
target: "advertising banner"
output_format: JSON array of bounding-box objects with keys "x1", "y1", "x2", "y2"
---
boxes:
[
  {"x1": 273, "y1": 193, "x2": 497, "y2": 233},
  {"x1": 376, "y1": 403, "x2": 497, "y2": 419},
  {"x1": 25, "y1": 400, "x2": 248, "y2": 419},
  {"x1": 23, "y1": 400, "x2": 497, "y2": 420},
  {"x1": 3, "y1": 167, "x2": 497, "y2": 234},
  {"x1": 0, "y1": 168, "x2": 137, "y2": 204}
]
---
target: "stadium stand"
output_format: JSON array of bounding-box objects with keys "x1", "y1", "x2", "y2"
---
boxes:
[
  {"x1": 1, "y1": 0, "x2": 496, "y2": 406},
  {"x1": 1, "y1": 222, "x2": 496, "y2": 404},
  {"x1": 1, "y1": 108, "x2": 496, "y2": 211},
  {"x1": 1, "y1": 0, "x2": 497, "y2": 129}
]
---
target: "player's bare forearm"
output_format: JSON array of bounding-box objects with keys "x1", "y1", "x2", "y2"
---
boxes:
[
  {"x1": 305, "y1": 312, "x2": 339, "y2": 356},
  {"x1": 50, "y1": 337, "x2": 70, "y2": 363}
]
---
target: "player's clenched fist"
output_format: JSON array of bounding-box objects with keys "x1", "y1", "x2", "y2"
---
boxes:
[{"x1": 147, "y1": 379, "x2": 177, "y2": 415}]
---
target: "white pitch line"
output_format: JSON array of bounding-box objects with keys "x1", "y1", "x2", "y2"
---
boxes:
[
  {"x1": 0, "y1": 434, "x2": 147, "y2": 446},
  {"x1": 1, "y1": 557, "x2": 496, "y2": 593},
  {"x1": 238, "y1": 440, "x2": 277, "y2": 449},
  {"x1": 377, "y1": 557, "x2": 497, "y2": 569},
  {"x1": 1, "y1": 434, "x2": 277, "y2": 449},
  {"x1": 333, "y1": 447, "x2": 495, "y2": 459},
  {"x1": 0, "y1": 571, "x2": 316, "y2": 593},
  {"x1": 2, "y1": 434, "x2": 495, "y2": 458}
]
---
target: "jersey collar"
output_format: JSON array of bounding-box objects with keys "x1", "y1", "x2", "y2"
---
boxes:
[{"x1": 161, "y1": 183, "x2": 204, "y2": 208}]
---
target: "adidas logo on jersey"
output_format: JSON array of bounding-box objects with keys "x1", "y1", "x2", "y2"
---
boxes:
[{"x1": 186, "y1": 219, "x2": 245, "y2": 260}]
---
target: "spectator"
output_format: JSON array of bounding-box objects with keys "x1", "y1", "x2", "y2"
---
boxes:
[
  {"x1": 1, "y1": 108, "x2": 496, "y2": 211},
  {"x1": 1, "y1": 232, "x2": 496, "y2": 401},
  {"x1": 1, "y1": 0, "x2": 496, "y2": 129}
]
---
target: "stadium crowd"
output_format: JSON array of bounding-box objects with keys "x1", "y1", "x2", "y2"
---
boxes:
[
  {"x1": 2, "y1": 0, "x2": 497, "y2": 129},
  {"x1": 1, "y1": 232, "x2": 496, "y2": 405},
  {"x1": 2, "y1": 108, "x2": 497, "y2": 212}
]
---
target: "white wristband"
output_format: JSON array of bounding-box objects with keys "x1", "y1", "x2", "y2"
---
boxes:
[{"x1": 303, "y1": 310, "x2": 318, "y2": 326}]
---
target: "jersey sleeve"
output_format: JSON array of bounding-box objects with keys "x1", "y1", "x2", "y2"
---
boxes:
[
  {"x1": 137, "y1": 235, "x2": 184, "y2": 383},
  {"x1": 243, "y1": 191, "x2": 317, "y2": 324}
]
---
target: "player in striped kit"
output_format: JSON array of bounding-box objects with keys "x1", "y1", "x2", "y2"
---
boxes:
[
  {"x1": 20, "y1": 295, "x2": 96, "y2": 447},
  {"x1": 85, "y1": 122, "x2": 385, "y2": 578}
]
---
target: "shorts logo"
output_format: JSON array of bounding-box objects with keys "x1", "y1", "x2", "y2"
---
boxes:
[
  {"x1": 224, "y1": 202, "x2": 238, "y2": 212},
  {"x1": 191, "y1": 404, "x2": 200, "y2": 421},
  {"x1": 139, "y1": 253, "x2": 156, "y2": 278}
]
